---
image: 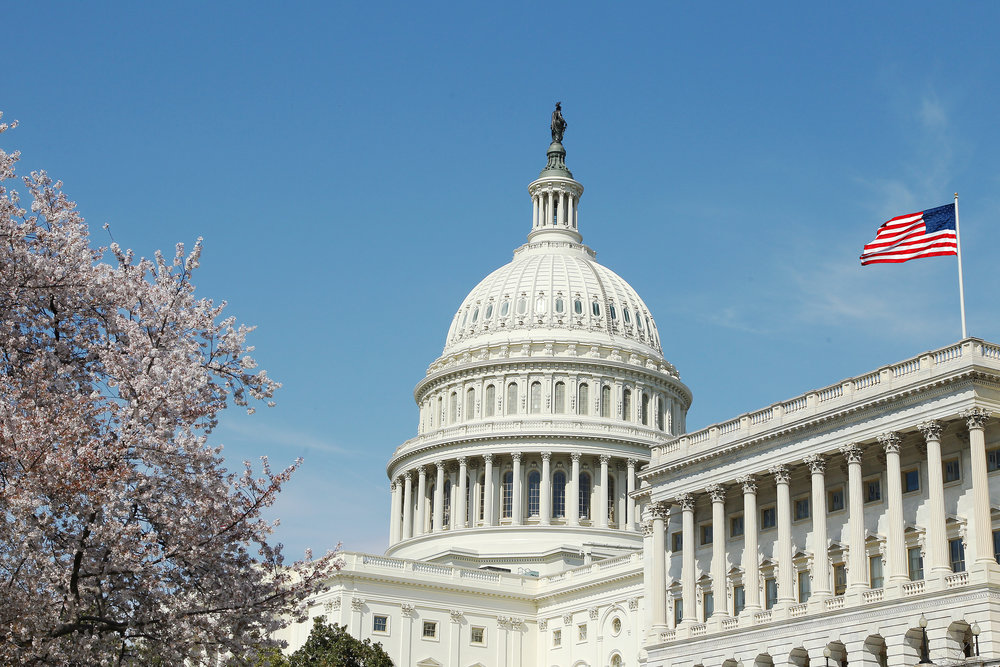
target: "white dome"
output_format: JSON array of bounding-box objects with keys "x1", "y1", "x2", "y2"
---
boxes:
[{"x1": 443, "y1": 240, "x2": 663, "y2": 358}]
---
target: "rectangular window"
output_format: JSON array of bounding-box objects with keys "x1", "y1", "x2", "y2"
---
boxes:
[
  {"x1": 943, "y1": 458, "x2": 961, "y2": 483},
  {"x1": 903, "y1": 468, "x2": 921, "y2": 494},
  {"x1": 733, "y1": 585, "x2": 745, "y2": 615},
  {"x1": 797, "y1": 570, "x2": 811, "y2": 603},
  {"x1": 673, "y1": 599, "x2": 683, "y2": 626},
  {"x1": 794, "y1": 497, "x2": 810, "y2": 521},
  {"x1": 373, "y1": 615, "x2": 388, "y2": 633},
  {"x1": 865, "y1": 477, "x2": 882, "y2": 504},
  {"x1": 552, "y1": 629, "x2": 562, "y2": 647},
  {"x1": 994, "y1": 529, "x2": 1000, "y2": 564},
  {"x1": 703, "y1": 591, "x2": 714, "y2": 620},
  {"x1": 578, "y1": 623, "x2": 588, "y2": 642},
  {"x1": 730, "y1": 514, "x2": 744, "y2": 538},
  {"x1": 833, "y1": 563, "x2": 847, "y2": 596},
  {"x1": 470, "y1": 626, "x2": 485, "y2": 645},
  {"x1": 988, "y1": 448, "x2": 1000, "y2": 472},
  {"x1": 760, "y1": 506, "x2": 776, "y2": 530},
  {"x1": 869, "y1": 555, "x2": 884, "y2": 589},
  {"x1": 764, "y1": 578, "x2": 777, "y2": 609},
  {"x1": 701, "y1": 524, "x2": 713, "y2": 545},
  {"x1": 950, "y1": 538, "x2": 966, "y2": 572},
  {"x1": 672, "y1": 532, "x2": 683, "y2": 552},
  {"x1": 828, "y1": 488, "x2": 845, "y2": 512},
  {"x1": 908, "y1": 546, "x2": 924, "y2": 581},
  {"x1": 422, "y1": 621, "x2": 438, "y2": 639}
]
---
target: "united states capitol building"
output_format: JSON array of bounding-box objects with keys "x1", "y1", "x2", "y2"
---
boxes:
[{"x1": 276, "y1": 111, "x2": 1000, "y2": 667}]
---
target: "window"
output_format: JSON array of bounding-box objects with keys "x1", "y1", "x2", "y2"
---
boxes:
[
  {"x1": 760, "y1": 505, "x2": 776, "y2": 530},
  {"x1": 534, "y1": 296, "x2": 547, "y2": 314},
  {"x1": 640, "y1": 392, "x2": 650, "y2": 425},
  {"x1": 579, "y1": 472, "x2": 591, "y2": 519},
  {"x1": 501, "y1": 471, "x2": 513, "y2": 519},
  {"x1": 506, "y1": 383, "x2": 518, "y2": 415},
  {"x1": 485, "y1": 303, "x2": 493, "y2": 320},
  {"x1": 701, "y1": 524, "x2": 713, "y2": 545},
  {"x1": 828, "y1": 487, "x2": 845, "y2": 512},
  {"x1": 988, "y1": 448, "x2": 1000, "y2": 472},
  {"x1": 611, "y1": 617, "x2": 622, "y2": 635},
  {"x1": 578, "y1": 383, "x2": 589, "y2": 416},
  {"x1": 422, "y1": 621, "x2": 438, "y2": 639},
  {"x1": 528, "y1": 471, "x2": 540, "y2": 517},
  {"x1": 902, "y1": 468, "x2": 920, "y2": 493},
  {"x1": 373, "y1": 615, "x2": 388, "y2": 633},
  {"x1": 733, "y1": 585, "x2": 745, "y2": 615},
  {"x1": 465, "y1": 388, "x2": 475, "y2": 420},
  {"x1": 798, "y1": 570, "x2": 811, "y2": 603},
  {"x1": 471, "y1": 306, "x2": 479, "y2": 323},
  {"x1": 950, "y1": 538, "x2": 966, "y2": 572},
  {"x1": 656, "y1": 395, "x2": 665, "y2": 431},
  {"x1": 607, "y1": 477, "x2": 616, "y2": 522},
  {"x1": 870, "y1": 554, "x2": 884, "y2": 588},
  {"x1": 908, "y1": 547, "x2": 924, "y2": 581},
  {"x1": 833, "y1": 563, "x2": 847, "y2": 595},
  {"x1": 470, "y1": 626, "x2": 485, "y2": 645},
  {"x1": 578, "y1": 623, "x2": 588, "y2": 641},
  {"x1": 478, "y1": 474, "x2": 485, "y2": 521},
  {"x1": 443, "y1": 480, "x2": 451, "y2": 525},
  {"x1": 516, "y1": 297, "x2": 527, "y2": 315},
  {"x1": 609, "y1": 304, "x2": 618, "y2": 320},
  {"x1": 552, "y1": 629, "x2": 562, "y2": 647},
  {"x1": 574, "y1": 298, "x2": 583, "y2": 315},
  {"x1": 554, "y1": 382, "x2": 566, "y2": 414},
  {"x1": 449, "y1": 392, "x2": 458, "y2": 423},
  {"x1": 673, "y1": 599, "x2": 683, "y2": 626},
  {"x1": 672, "y1": 532, "x2": 683, "y2": 551},
  {"x1": 530, "y1": 382, "x2": 542, "y2": 414},
  {"x1": 764, "y1": 578, "x2": 777, "y2": 610},
  {"x1": 601, "y1": 386, "x2": 612, "y2": 418},
  {"x1": 485, "y1": 385, "x2": 495, "y2": 417},
  {"x1": 624, "y1": 307, "x2": 632, "y2": 324},
  {"x1": 592, "y1": 301, "x2": 601, "y2": 317},
  {"x1": 622, "y1": 388, "x2": 632, "y2": 421},
  {"x1": 500, "y1": 300, "x2": 510, "y2": 317},
  {"x1": 553, "y1": 471, "x2": 566, "y2": 518},
  {"x1": 865, "y1": 477, "x2": 882, "y2": 504},
  {"x1": 943, "y1": 458, "x2": 961, "y2": 483},
  {"x1": 730, "y1": 514, "x2": 744, "y2": 538},
  {"x1": 703, "y1": 591, "x2": 714, "y2": 620},
  {"x1": 794, "y1": 497, "x2": 810, "y2": 521},
  {"x1": 994, "y1": 529, "x2": 1000, "y2": 564},
  {"x1": 555, "y1": 297, "x2": 565, "y2": 314}
]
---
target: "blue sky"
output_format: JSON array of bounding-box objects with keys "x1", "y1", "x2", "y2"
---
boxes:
[{"x1": 4, "y1": 3, "x2": 1000, "y2": 558}]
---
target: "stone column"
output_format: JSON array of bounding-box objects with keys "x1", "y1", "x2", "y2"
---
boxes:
[
  {"x1": 569, "y1": 453, "x2": 581, "y2": 526},
  {"x1": 599, "y1": 455, "x2": 611, "y2": 529},
  {"x1": 964, "y1": 408, "x2": 996, "y2": 568},
  {"x1": 483, "y1": 454, "x2": 495, "y2": 527},
  {"x1": 532, "y1": 195, "x2": 539, "y2": 229},
  {"x1": 416, "y1": 466, "x2": 428, "y2": 536},
  {"x1": 707, "y1": 484, "x2": 728, "y2": 617},
  {"x1": 918, "y1": 420, "x2": 950, "y2": 577},
  {"x1": 680, "y1": 493, "x2": 697, "y2": 623},
  {"x1": 879, "y1": 432, "x2": 907, "y2": 585},
  {"x1": 402, "y1": 472, "x2": 413, "y2": 540},
  {"x1": 389, "y1": 478, "x2": 401, "y2": 544},
  {"x1": 772, "y1": 464, "x2": 795, "y2": 604},
  {"x1": 457, "y1": 457, "x2": 468, "y2": 529},
  {"x1": 434, "y1": 461, "x2": 445, "y2": 533},
  {"x1": 804, "y1": 455, "x2": 830, "y2": 597},
  {"x1": 512, "y1": 452, "x2": 523, "y2": 526},
  {"x1": 650, "y1": 501, "x2": 670, "y2": 634},
  {"x1": 738, "y1": 474, "x2": 761, "y2": 612},
  {"x1": 841, "y1": 444, "x2": 867, "y2": 591},
  {"x1": 627, "y1": 458, "x2": 637, "y2": 531},
  {"x1": 540, "y1": 452, "x2": 552, "y2": 526}
]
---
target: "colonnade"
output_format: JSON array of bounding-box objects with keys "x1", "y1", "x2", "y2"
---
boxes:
[
  {"x1": 647, "y1": 409, "x2": 994, "y2": 634},
  {"x1": 531, "y1": 184, "x2": 579, "y2": 231},
  {"x1": 389, "y1": 452, "x2": 642, "y2": 544}
]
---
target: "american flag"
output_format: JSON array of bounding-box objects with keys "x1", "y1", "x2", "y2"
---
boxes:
[{"x1": 860, "y1": 203, "x2": 958, "y2": 265}]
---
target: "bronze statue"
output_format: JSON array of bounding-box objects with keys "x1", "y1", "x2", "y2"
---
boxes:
[{"x1": 550, "y1": 102, "x2": 567, "y2": 143}]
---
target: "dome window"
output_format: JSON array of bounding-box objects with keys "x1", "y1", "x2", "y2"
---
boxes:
[
  {"x1": 574, "y1": 299, "x2": 583, "y2": 315},
  {"x1": 636, "y1": 314, "x2": 644, "y2": 330},
  {"x1": 592, "y1": 301, "x2": 601, "y2": 317},
  {"x1": 485, "y1": 303, "x2": 494, "y2": 320},
  {"x1": 471, "y1": 307, "x2": 479, "y2": 323},
  {"x1": 534, "y1": 296, "x2": 547, "y2": 314},
  {"x1": 609, "y1": 304, "x2": 618, "y2": 320},
  {"x1": 461, "y1": 310, "x2": 468, "y2": 327},
  {"x1": 554, "y1": 297, "x2": 564, "y2": 314},
  {"x1": 623, "y1": 308, "x2": 632, "y2": 325},
  {"x1": 645, "y1": 316, "x2": 653, "y2": 334},
  {"x1": 500, "y1": 300, "x2": 510, "y2": 317},
  {"x1": 516, "y1": 298, "x2": 527, "y2": 315}
]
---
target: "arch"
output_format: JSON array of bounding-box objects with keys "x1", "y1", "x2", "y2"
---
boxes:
[
  {"x1": 528, "y1": 470, "x2": 541, "y2": 517},
  {"x1": 465, "y1": 388, "x2": 475, "y2": 421},
  {"x1": 947, "y1": 620, "x2": 974, "y2": 660},
  {"x1": 609, "y1": 654, "x2": 623, "y2": 667},
  {"x1": 622, "y1": 388, "x2": 632, "y2": 421},
  {"x1": 553, "y1": 471, "x2": 567, "y2": 518},
  {"x1": 755, "y1": 653, "x2": 775, "y2": 667},
  {"x1": 601, "y1": 385, "x2": 612, "y2": 418},
  {"x1": 825, "y1": 641, "x2": 847, "y2": 667},
  {"x1": 554, "y1": 381, "x2": 566, "y2": 414},
  {"x1": 579, "y1": 471, "x2": 592, "y2": 519},
  {"x1": 501, "y1": 471, "x2": 513, "y2": 518},
  {"x1": 722, "y1": 660, "x2": 739, "y2": 667},
  {"x1": 506, "y1": 383, "x2": 518, "y2": 415},
  {"x1": 530, "y1": 381, "x2": 542, "y2": 414},
  {"x1": 788, "y1": 646, "x2": 810, "y2": 667},
  {"x1": 484, "y1": 385, "x2": 495, "y2": 417},
  {"x1": 578, "y1": 383, "x2": 589, "y2": 416},
  {"x1": 864, "y1": 634, "x2": 888, "y2": 667}
]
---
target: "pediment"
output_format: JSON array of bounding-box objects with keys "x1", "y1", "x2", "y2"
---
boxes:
[{"x1": 416, "y1": 659, "x2": 444, "y2": 667}]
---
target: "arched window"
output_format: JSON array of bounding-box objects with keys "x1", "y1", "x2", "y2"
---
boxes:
[
  {"x1": 516, "y1": 297, "x2": 527, "y2": 315},
  {"x1": 622, "y1": 388, "x2": 632, "y2": 422},
  {"x1": 574, "y1": 298, "x2": 583, "y2": 315},
  {"x1": 449, "y1": 391, "x2": 458, "y2": 423},
  {"x1": 501, "y1": 471, "x2": 513, "y2": 519},
  {"x1": 553, "y1": 471, "x2": 567, "y2": 518},
  {"x1": 507, "y1": 383, "x2": 518, "y2": 415},
  {"x1": 471, "y1": 307, "x2": 479, "y2": 323},
  {"x1": 478, "y1": 474, "x2": 485, "y2": 521},
  {"x1": 428, "y1": 484, "x2": 435, "y2": 530},
  {"x1": 465, "y1": 476, "x2": 471, "y2": 523},
  {"x1": 530, "y1": 382, "x2": 542, "y2": 414},
  {"x1": 592, "y1": 301, "x2": 601, "y2": 317},
  {"x1": 579, "y1": 472, "x2": 592, "y2": 519},
  {"x1": 500, "y1": 300, "x2": 510, "y2": 317},
  {"x1": 601, "y1": 385, "x2": 611, "y2": 418},
  {"x1": 485, "y1": 385, "x2": 496, "y2": 417},
  {"x1": 534, "y1": 296, "x2": 547, "y2": 314},
  {"x1": 485, "y1": 303, "x2": 494, "y2": 319},
  {"x1": 578, "y1": 383, "x2": 590, "y2": 416},
  {"x1": 609, "y1": 304, "x2": 618, "y2": 320},
  {"x1": 554, "y1": 382, "x2": 566, "y2": 414},
  {"x1": 528, "y1": 471, "x2": 540, "y2": 517},
  {"x1": 607, "y1": 477, "x2": 616, "y2": 523},
  {"x1": 436, "y1": 396, "x2": 443, "y2": 426},
  {"x1": 555, "y1": 297, "x2": 565, "y2": 314},
  {"x1": 443, "y1": 479, "x2": 452, "y2": 526},
  {"x1": 465, "y1": 388, "x2": 475, "y2": 421},
  {"x1": 656, "y1": 393, "x2": 665, "y2": 431},
  {"x1": 640, "y1": 392, "x2": 650, "y2": 425}
]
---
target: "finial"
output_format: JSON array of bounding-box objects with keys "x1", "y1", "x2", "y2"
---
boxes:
[{"x1": 551, "y1": 102, "x2": 567, "y2": 143}]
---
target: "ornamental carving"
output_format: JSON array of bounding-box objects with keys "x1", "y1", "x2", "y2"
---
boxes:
[
  {"x1": 600, "y1": 454, "x2": 611, "y2": 464},
  {"x1": 539, "y1": 619, "x2": 548, "y2": 631},
  {"x1": 511, "y1": 452, "x2": 522, "y2": 463},
  {"x1": 628, "y1": 597, "x2": 640, "y2": 610},
  {"x1": 640, "y1": 520, "x2": 654, "y2": 537},
  {"x1": 769, "y1": 465, "x2": 791, "y2": 484},
  {"x1": 963, "y1": 407, "x2": 990, "y2": 430},
  {"x1": 510, "y1": 617, "x2": 524, "y2": 629},
  {"x1": 571, "y1": 452, "x2": 582, "y2": 463},
  {"x1": 736, "y1": 475, "x2": 757, "y2": 494},
  {"x1": 706, "y1": 484, "x2": 727, "y2": 503},
  {"x1": 627, "y1": 458, "x2": 637, "y2": 469},
  {"x1": 649, "y1": 501, "x2": 670, "y2": 520},
  {"x1": 483, "y1": 453, "x2": 494, "y2": 465},
  {"x1": 436, "y1": 460, "x2": 445, "y2": 471},
  {"x1": 541, "y1": 451, "x2": 552, "y2": 462},
  {"x1": 803, "y1": 454, "x2": 826, "y2": 474},
  {"x1": 878, "y1": 432, "x2": 901, "y2": 454},
  {"x1": 840, "y1": 444, "x2": 863, "y2": 465},
  {"x1": 562, "y1": 613, "x2": 573, "y2": 625},
  {"x1": 350, "y1": 597, "x2": 365, "y2": 611},
  {"x1": 400, "y1": 602, "x2": 415, "y2": 616},
  {"x1": 677, "y1": 493, "x2": 696, "y2": 512},
  {"x1": 497, "y1": 616, "x2": 511, "y2": 628},
  {"x1": 918, "y1": 420, "x2": 943, "y2": 441},
  {"x1": 589, "y1": 607, "x2": 599, "y2": 620},
  {"x1": 457, "y1": 456, "x2": 467, "y2": 467},
  {"x1": 449, "y1": 609, "x2": 463, "y2": 622}
]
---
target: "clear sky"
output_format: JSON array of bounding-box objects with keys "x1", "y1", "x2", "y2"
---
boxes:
[{"x1": 4, "y1": 2, "x2": 1000, "y2": 559}]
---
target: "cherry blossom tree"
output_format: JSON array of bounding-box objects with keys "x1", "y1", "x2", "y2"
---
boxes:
[{"x1": 0, "y1": 113, "x2": 339, "y2": 665}]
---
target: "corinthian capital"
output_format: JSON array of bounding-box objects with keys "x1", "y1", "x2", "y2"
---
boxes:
[
  {"x1": 706, "y1": 484, "x2": 727, "y2": 503},
  {"x1": 917, "y1": 420, "x2": 943, "y2": 441},
  {"x1": 839, "y1": 443, "x2": 863, "y2": 465},
  {"x1": 878, "y1": 432, "x2": 901, "y2": 454},
  {"x1": 769, "y1": 464, "x2": 791, "y2": 484},
  {"x1": 803, "y1": 454, "x2": 826, "y2": 474},
  {"x1": 736, "y1": 474, "x2": 757, "y2": 494},
  {"x1": 649, "y1": 501, "x2": 670, "y2": 520},
  {"x1": 677, "y1": 493, "x2": 696, "y2": 511},
  {"x1": 963, "y1": 407, "x2": 990, "y2": 430}
]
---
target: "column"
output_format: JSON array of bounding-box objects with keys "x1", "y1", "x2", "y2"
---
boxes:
[
  {"x1": 568, "y1": 192, "x2": 575, "y2": 228},
  {"x1": 599, "y1": 455, "x2": 611, "y2": 529},
  {"x1": 433, "y1": 461, "x2": 445, "y2": 532},
  {"x1": 416, "y1": 467, "x2": 428, "y2": 535},
  {"x1": 512, "y1": 452, "x2": 523, "y2": 526},
  {"x1": 483, "y1": 454, "x2": 495, "y2": 527},
  {"x1": 569, "y1": 453, "x2": 581, "y2": 526},
  {"x1": 532, "y1": 196, "x2": 539, "y2": 229},
  {"x1": 389, "y1": 478, "x2": 401, "y2": 544},
  {"x1": 919, "y1": 420, "x2": 950, "y2": 577},
  {"x1": 650, "y1": 501, "x2": 670, "y2": 634},
  {"x1": 804, "y1": 455, "x2": 831, "y2": 597},
  {"x1": 402, "y1": 472, "x2": 413, "y2": 540},
  {"x1": 707, "y1": 484, "x2": 728, "y2": 617},
  {"x1": 772, "y1": 465, "x2": 795, "y2": 604},
  {"x1": 540, "y1": 452, "x2": 552, "y2": 526},
  {"x1": 626, "y1": 458, "x2": 637, "y2": 531},
  {"x1": 738, "y1": 474, "x2": 761, "y2": 612},
  {"x1": 679, "y1": 493, "x2": 697, "y2": 623},
  {"x1": 841, "y1": 444, "x2": 867, "y2": 591},
  {"x1": 457, "y1": 457, "x2": 468, "y2": 529},
  {"x1": 964, "y1": 408, "x2": 995, "y2": 567},
  {"x1": 879, "y1": 432, "x2": 908, "y2": 585}
]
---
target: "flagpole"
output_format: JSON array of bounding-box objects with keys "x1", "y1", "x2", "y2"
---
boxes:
[{"x1": 954, "y1": 192, "x2": 968, "y2": 338}]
